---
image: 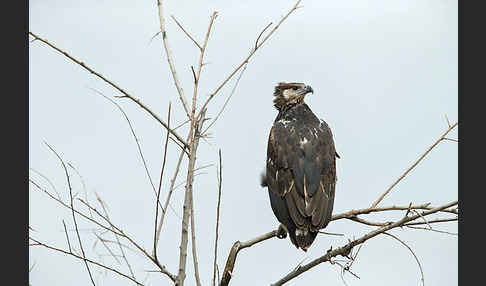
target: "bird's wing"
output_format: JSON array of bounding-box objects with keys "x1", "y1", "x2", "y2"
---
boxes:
[{"x1": 266, "y1": 119, "x2": 337, "y2": 230}]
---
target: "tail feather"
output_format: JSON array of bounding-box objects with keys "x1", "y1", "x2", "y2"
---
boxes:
[
  {"x1": 289, "y1": 228, "x2": 318, "y2": 251},
  {"x1": 260, "y1": 169, "x2": 268, "y2": 187}
]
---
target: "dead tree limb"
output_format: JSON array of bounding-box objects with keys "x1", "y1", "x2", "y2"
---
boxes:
[
  {"x1": 156, "y1": 0, "x2": 191, "y2": 118},
  {"x1": 28, "y1": 31, "x2": 188, "y2": 149},
  {"x1": 270, "y1": 201, "x2": 457, "y2": 285},
  {"x1": 220, "y1": 230, "x2": 280, "y2": 286}
]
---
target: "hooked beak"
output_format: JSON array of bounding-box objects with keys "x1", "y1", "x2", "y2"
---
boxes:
[{"x1": 304, "y1": 85, "x2": 314, "y2": 94}]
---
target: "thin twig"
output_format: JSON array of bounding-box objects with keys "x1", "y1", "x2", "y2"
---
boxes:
[
  {"x1": 77, "y1": 198, "x2": 176, "y2": 282},
  {"x1": 383, "y1": 232, "x2": 425, "y2": 286},
  {"x1": 171, "y1": 15, "x2": 203, "y2": 50},
  {"x1": 44, "y1": 142, "x2": 96, "y2": 286},
  {"x1": 156, "y1": 0, "x2": 191, "y2": 118},
  {"x1": 169, "y1": 136, "x2": 190, "y2": 156},
  {"x1": 405, "y1": 218, "x2": 457, "y2": 226},
  {"x1": 67, "y1": 163, "x2": 93, "y2": 218},
  {"x1": 411, "y1": 209, "x2": 432, "y2": 229},
  {"x1": 29, "y1": 261, "x2": 37, "y2": 273},
  {"x1": 96, "y1": 195, "x2": 136, "y2": 279},
  {"x1": 173, "y1": 119, "x2": 191, "y2": 131},
  {"x1": 331, "y1": 203, "x2": 457, "y2": 222},
  {"x1": 92, "y1": 231, "x2": 121, "y2": 265},
  {"x1": 345, "y1": 215, "x2": 457, "y2": 231},
  {"x1": 405, "y1": 225, "x2": 458, "y2": 236},
  {"x1": 62, "y1": 220, "x2": 72, "y2": 253},
  {"x1": 190, "y1": 183, "x2": 202, "y2": 286},
  {"x1": 28, "y1": 31, "x2": 188, "y2": 149},
  {"x1": 371, "y1": 122, "x2": 458, "y2": 208},
  {"x1": 29, "y1": 179, "x2": 124, "y2": 236},
  {"x1": 213, "y1": 149, "x2": 223, "y2": 286},
  {"x1": 29, "y1": 237, "x2": 144, "y2": 285},
  {"x1": 445, "y1": 114, "x2": 451, "y2": 128},
  {"x1": 332, "y1": 260, "x2": 360, "y2": 282},
  {"x1": 96, "y1": 239, "x2": 139, "y2": 255},
  {"x1": 155, "y1": 143, "x2": 188, "y2": 247},
  {"x1": 32, "y1": 179, "x2": 168, "y2": 278},
  {"x1": 191, "y1": 12, "x2": 217, "y2": 118},
  {"x1": 29, "y1": 167, "x2": 62, "y2": 201},
  {"x1": 255, "y1": 22, "x2": 273, "y2": 50},
  {"x1": 88, "y1": 87, "x2": 158, "y2": 200},
  {"x1": 443, "y1": 137, "x2": 459, "y2": 143},
  {"x1": 191, "y1": 66, "x2": 197, "y2": 84},
  {"x1": 153, "y1": 102, "x2": 172, "y2": 259},
  {"x1": 202, "y1": 63, "x2": 248, "y2": 134}
]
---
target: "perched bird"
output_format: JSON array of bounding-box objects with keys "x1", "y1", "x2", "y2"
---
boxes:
[{"x1": 261, "y1": 82, "x2": 338, "y2": 251}]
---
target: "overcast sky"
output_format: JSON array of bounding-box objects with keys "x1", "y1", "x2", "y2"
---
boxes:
[{"x1": 29, "y1": 1, "x2": 458, "y2": 285}]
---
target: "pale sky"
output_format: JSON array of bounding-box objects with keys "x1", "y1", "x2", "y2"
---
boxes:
[{"x1": 29, "y1": 1, "x2": 458, "y2": 285}]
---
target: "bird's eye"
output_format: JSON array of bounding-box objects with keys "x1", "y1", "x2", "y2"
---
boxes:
[{"x1": 292, "y1": 87, "x2": 299, "y2": 90}]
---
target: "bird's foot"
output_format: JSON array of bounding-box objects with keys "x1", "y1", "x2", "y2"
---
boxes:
[{"x1": 276, "y1": 224, "x2": 288, "y2": 239}]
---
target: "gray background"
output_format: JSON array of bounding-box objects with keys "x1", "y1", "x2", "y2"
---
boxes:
[{"x1": 29, "y1": 0, "x2": 458, "y2": 285}]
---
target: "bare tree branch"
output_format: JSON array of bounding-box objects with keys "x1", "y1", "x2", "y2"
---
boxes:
[
  {"x1": 405, "y1": 218, "x2": 457, "y2": 226},
  {"x1": 202, "y1": 63, "x2": 248, "y2": 134},
  {"x1": 29, "y1": 179, "x2": 124, "y2": 236},
  {"x1": 67, "y1": 163, "x2": 94, "y2": 219},
  {"x1": 77, "y1": 198, "x2": 177, "y2": 282},
  {"x1": 255, "y1": 22, "x2": 273, "y2": 50},
  {"x1": 271, "y1": 201, "x2": 457, "y2": 285},
  {"x1": 156, "y1": 0, "x2": 191, "y2": 118},
  {"x1": 96, "y1": 195, "x2": 136, "y2": 280},
  {"x1": 177, "y1": 108, "x2": 207, "y2": 286},
  {"x1": 153, "y1": 102, "x2": 172, "y2": 260},
  {"x1": 155, "y1": 142, "x2": 188, "y2": 248},
  {"x1": 190, "y1": 185, "x2": 202, "y2": 286},
  {"x1": 383, "y1": 232, "x2": 425, "y2": 286},
  {"x1": 172, "y1": 10, "x2": 218, "y2": 285},
  {"x1": 191, "y1": 12, "x2": 218, "y2": 118},
  {"x1": 213, "y1": 149, "x2": 223, "y2": 286},
  {"x1": 371, "y1": 122, "x2": 458, "y2": 208},
  {"x1": 92, "y1": 231, "x2": 122, "y2": 265},
  {"x1": 170, "y1": 15, "x2": 203, "y2": 50},
  {"x1": 29, "y1": 237, "x2": 144, "y2": 285},
  {"x1": 28, "y1": 31, "x2": 188, "y2": 149},
  {"x1": 220, "y1": 229, "x2": 280, "y2": 286},
  {"x1": 88, "y1": 87, "x2": 158, "y2": 200},
  {"x1": 29, "y1": 167, "x2": 62, "y2": 200},
  {"x1": 44, "y1": 142, "x2": 97, "y2": 286},
  {"x1": 331, "y1": 203, "x2": 457, "y2": 221},
  {"x1": 62, "y1": 220, "x2": 72, "y2": 253},
  {"x1": 405, "y1": 225, "x2": 458, "y2": 236}
]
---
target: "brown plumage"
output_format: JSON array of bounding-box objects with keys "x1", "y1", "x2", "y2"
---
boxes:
[{"x1": 262, "y1": 82, "x2": 338, "y2": 251}]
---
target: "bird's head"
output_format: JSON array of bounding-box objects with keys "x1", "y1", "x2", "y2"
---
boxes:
[{"x1": 273, "y1": 82, "x2": 314, "y2": 111}]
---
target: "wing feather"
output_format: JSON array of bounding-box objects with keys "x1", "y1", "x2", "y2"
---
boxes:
[{"x1": 266, "y1": 104, "x2": 337, "y2": 234}]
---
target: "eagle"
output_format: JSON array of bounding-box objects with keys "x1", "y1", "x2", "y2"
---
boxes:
[{"x1": 261, "y1": 82, "x2": 338, "y2": 251}]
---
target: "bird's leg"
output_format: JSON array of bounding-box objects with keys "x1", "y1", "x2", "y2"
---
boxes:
[{"x1": 276, "y1": 224, "x2": 288, "y2": 239}]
